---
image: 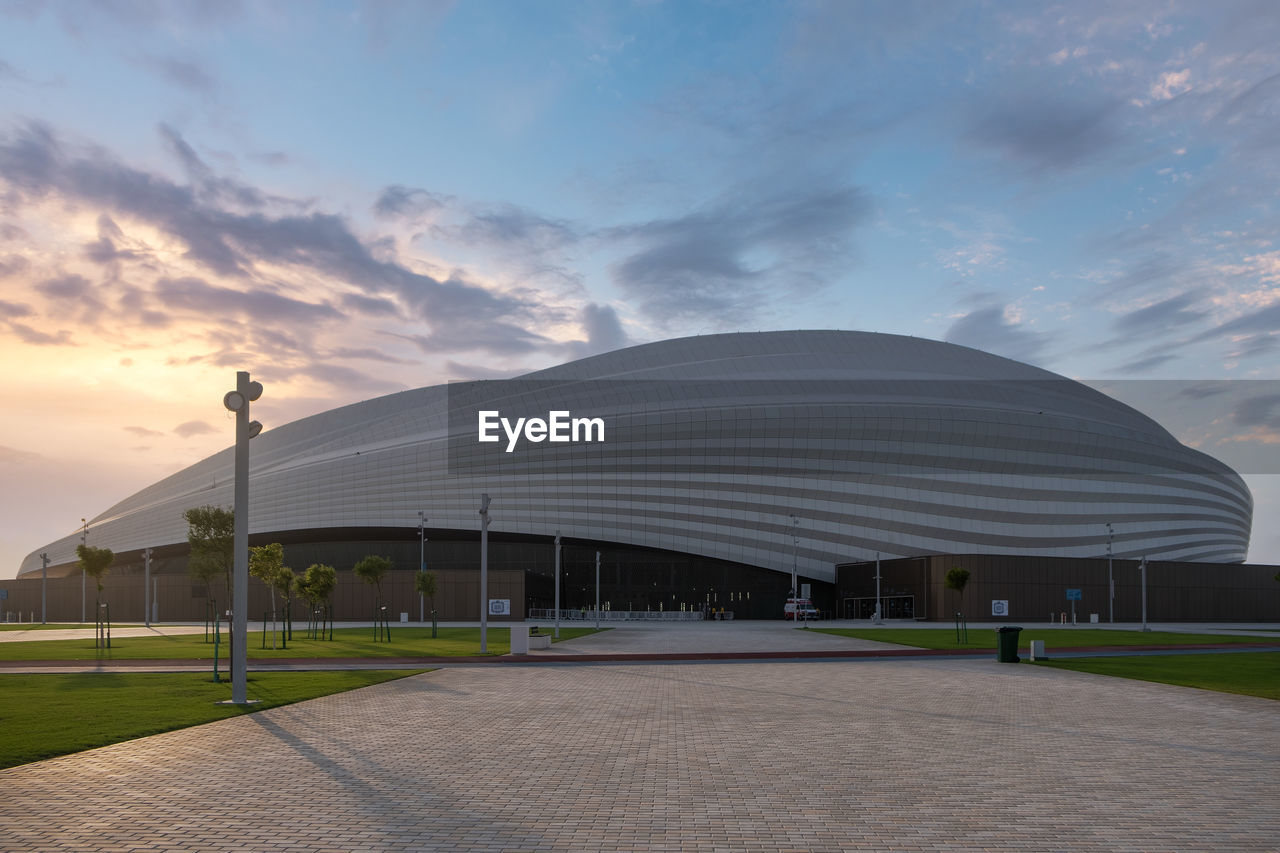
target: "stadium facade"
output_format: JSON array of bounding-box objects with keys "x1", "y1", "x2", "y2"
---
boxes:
[{"x1": 12, "y1": 330, "x2": 1267, "y2": 622}]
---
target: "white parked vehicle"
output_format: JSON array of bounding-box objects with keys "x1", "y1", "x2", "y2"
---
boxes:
[{"x1": 783, "y1": 598, "x2": 820, "y2": 621}]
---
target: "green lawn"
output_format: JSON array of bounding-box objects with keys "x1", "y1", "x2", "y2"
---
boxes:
[
  {"x1": 0, "y1": 626, "x2": 604, "y2": 661},
  {"x1": 810, "y1": 626, "x2": 1266, "y2": 651},
  {"x1": 0, "y1": 670, "x2": 425, "y2": 769},
  {"x1": 1035, "y1": 652, "x2": 1280, "y2": 701}
]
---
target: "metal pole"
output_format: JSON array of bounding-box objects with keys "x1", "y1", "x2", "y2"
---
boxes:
[
  {"x1": 231, "y1": 370, "x2": 252, "y2": 704},
  {"x1": 1107, "y1": 522, "x2": 1114, "y2": 624},
  {"x1": 874, "y1": 552, "x2": 882, "y2": 624},
  {"x1": 143, "y1": 548, "x2": 153, "y2": 628},
  {"x1": 419, "y1": 507, "x2": 424, "y2": 622},
  {"x1": 789, "y1": 514, "x2": 799, "y2": 620},
  {"x1": 554, "y1": 530, "x2": 561, "y2": 639},
  {"x1": 479, "y1": 494, "x2": 490, "y2": 653},
  {"x1": 1140, "y1": 556, "x2": 1149, "y2": 632},
  {"x1": 80, "y1": 518, "x2": 86, "y2": 623},
  {"x1": 153, "y1": 576, "x2": 158, "y2": 622},
  {"x1": 595, "y1": 549, "x2": 600, "y2": 630},
  {"x1": 39, "y1": 552, "x2": 49, "y2": 624}
]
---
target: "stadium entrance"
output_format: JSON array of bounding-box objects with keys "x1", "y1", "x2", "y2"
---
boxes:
[{"x1": 843, "y1": 595, "x2": 915, "y2": 620}]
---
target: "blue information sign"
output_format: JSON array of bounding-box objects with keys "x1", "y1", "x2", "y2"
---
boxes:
[{"x1": 1066, "y1": 588, "x2": 1082, "y2": 601}]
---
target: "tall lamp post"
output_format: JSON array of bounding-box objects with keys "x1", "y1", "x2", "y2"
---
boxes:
[
  {"x1": 80, "y1": 518, "x2": 87, "y2": 623},
  {"x1": 1139, "y1": 556, "x2": 1149, "y2": 632},
  {"x1": 874, "y1": 552, "x2": 883, "y2": 624},
  {"x1": 789, "y1": 514, "x2": 800, "y2": 621},
  {"x1": 479, "y1": 494, "x2": 491, "y2": 653},
  {"x1": 554, "y1": 530, "x2": 562, "y2": 639},
  {"x1": 143, "y1": 548, "x2": 153, "y2": 629},
  {"x1": 222, "y1": 371, "x2": 263, "y2": 705},
  {"x1": 1106, "y1": 523, "x2": 1114, "y2": 624},
  {"x1": 39, "y1": 552, "x2": 49, "y2": 624},
  {"x1": 418, "y1": 511, "x2": 427, "y2": 623}
]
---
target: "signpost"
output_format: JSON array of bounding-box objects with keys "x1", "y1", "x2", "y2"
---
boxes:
[{"x1": 1066, "y1": 588, "x2": 1082, "y2": 625}]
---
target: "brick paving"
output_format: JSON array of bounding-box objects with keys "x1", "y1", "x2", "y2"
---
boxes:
[{"x1": 2, "y1": 656, "x2": 1277, "y2": 851}]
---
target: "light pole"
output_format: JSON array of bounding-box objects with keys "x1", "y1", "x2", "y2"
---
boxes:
[
  {"x1": 80, "y1": 517, "x2": 86, "y2": 623},
  {"x1": 39, "y1": 552, "x2": 49, "y2": 624},
  {"x1": 1106, "y1": 522, "x2": 1114, "y2": 624},
  {"x1": 789, "y1": 514, "x2": 800, "y2": 623},
  {"x1": 874, "y1": 552, "x2": 882, "y2": 624},
  {"x1": 595, "y1": 549, "x2": 601, "y2": 631},
  {"x1": 479, "y1": 494, "x2": 491, "y2": 653},
  {"x1": 1139, "y1": 556, "x2": 1149, "y2": 632},
  {"x1": 222, "y1": 371, "x2": 263, "y2": 705},
  {"x1": 554, "y1": 530, "x2": 561, "y2": 639},
  {"x1": 418, "y1": 511, "x2": 427, "y2": 623},
  {"x1": 143, "y1": 548, "x2": 153, "y2": 628}
]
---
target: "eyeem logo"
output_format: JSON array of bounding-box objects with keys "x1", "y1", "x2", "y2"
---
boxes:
[{"x1": 478, "y1": 410, "x2": 605, "y2": 452}]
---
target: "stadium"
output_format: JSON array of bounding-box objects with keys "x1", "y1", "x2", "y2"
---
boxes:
[{"x1": 11, "y1": 330, "x2": 1274, "y2": 623}]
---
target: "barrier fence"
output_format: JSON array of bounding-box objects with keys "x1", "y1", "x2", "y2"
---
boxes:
[{"x1": 527, "y1": 609, "x2": 731, "y2": 622}]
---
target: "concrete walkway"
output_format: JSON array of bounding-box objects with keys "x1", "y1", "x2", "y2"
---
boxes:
[{"x1": 2, "y1": 656, "x2": 1276, "y2": 851}]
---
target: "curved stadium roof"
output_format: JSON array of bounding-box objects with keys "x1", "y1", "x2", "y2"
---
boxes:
[{"x1": 20, "y1": 330, "x2": 1252, "y2": 580}]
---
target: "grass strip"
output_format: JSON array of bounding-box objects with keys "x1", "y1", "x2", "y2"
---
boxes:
[
  {"x1": 810, "y1": 626, "x2": 1266, "y2": 651},
  {"x1": 0, "y1": 669, "x2": 426, "y2": 769},
  {"x1": 1033, "y1": 651, "x2": 1280, "y2": 701},
  {"x1": 0, "y1": 626, "x2": 604, "y2": 662}
]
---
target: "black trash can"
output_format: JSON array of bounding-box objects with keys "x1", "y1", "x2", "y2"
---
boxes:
[{"x1": 995, "y1": 625, "x2": 1023, "y2": 663}]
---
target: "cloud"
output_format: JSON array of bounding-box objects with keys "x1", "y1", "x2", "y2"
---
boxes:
[
  {"x1": 0, "y1": 445, "x2": 40, "y2": 463},
  {"x1": 173, "y1": 420, "x2": 216, "y2": 438},
  {"x1": 1232, "y1": 394, "x2": 1280, "y2": 429},
  {"x1": 124, "y1": 425, "x2": 165, "y2": 438},
  {"x1": 135, "y1": 54, "x2": 217, "y2": 94},
  {"x1": 559, "y1": 303, "x2": 632, "y2": 361},
  {"x1": 0, "y1": 299, "x2": 33, "y2": 318},
  {"x1": 152, "y1": 276, "x2": 340, "y2": 324},
  {"x1": 1191, "y1": 302, "x2": 1280, "y2": 343},
  {"x1": 340, "y1": 292, "x2": 401, "y2": 317},
  {"x1": 965, "y1": 89, "x2": 1124, "y2": 173},
  {"x1": 373, "y1": 185, "x2": 449, "y2": 219},
  {"x1": 1149, "y1": 69, "x2": 1192, "y2": 101},
  {"x1": 6, "y1": 322, "x2": 73, "y2": 346},
  {"x1": 607, "y1": 182, "x2": 870, "y2": 327},
  {"x1": 1112, "y1": 291, "x2": 1206, "y2": 334},
  {"x1": 944, "y1": 306, "x2": 1049, "y2": 364},
  {"x1": 437, "y1": 204, "x2": 577, "y2": 254},
  {"x1": 1111, "y1": 352, "x2": 1179, "y2": 374}
]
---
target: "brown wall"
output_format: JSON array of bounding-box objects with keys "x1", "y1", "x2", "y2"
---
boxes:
[
  {"x1": 0, "y1": 568, "x2": 525, "y2": 624},
  {"x1": 837, "y1": 554, "x2": 1280, "y2": 622}
]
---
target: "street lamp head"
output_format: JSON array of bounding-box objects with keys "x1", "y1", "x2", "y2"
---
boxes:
[
  {"x1": 480, "y1": 493, "x2": 491, "y2": 513},
  {"x1": 247, "y1": 380, "x2": 263, "y2": 401},
  {"x1": 247, "y1": 420, "x2": 263, "y2": 439},
  {"x1": 223, "y1": 390, "x2": 246, "y2": 412}
]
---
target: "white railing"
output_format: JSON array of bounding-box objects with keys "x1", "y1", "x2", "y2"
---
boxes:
[{"x1": 528, "y1": 609, "x2": 730, "y2": 622}]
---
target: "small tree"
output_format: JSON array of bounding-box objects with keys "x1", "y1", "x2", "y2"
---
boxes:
[
  {"x1": 354, "y1": 554, "x2": 392, "y2": 641},
  {"x1": 274, "y1": 563, "x2": 297, "y2": 640},
  {"x1": 77, "y1": 543, "x2": 114, "y2": 595},
  {"x1": 415, "y1": 570, "x2": 439, "y2": 637},
  {"x1": 354, "y1": 554, "x2": 391, "y2": 604},
  {"x1": 184, "y1": 505, "x2": 234, "y2": 614},
  {"x1": 945, "y1": 566, "x2": 971, "y2": 617},
  {"x1": 77, "y1": 544, "x2": 114, "y2": 648},
  {"x1": 301, "y1": 563, "x2": 337, "y2": 640},
  {"x1": 250, "y1": 543, "x2": 286, "y2": 648}
]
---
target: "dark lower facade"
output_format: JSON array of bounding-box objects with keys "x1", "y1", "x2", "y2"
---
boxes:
[
  {"x1": 4, "y1": 533, "x2": 1275, "y2": 624},
  {"x1": 836, "y1": 554, "x2": 1280, "y2": 623}
]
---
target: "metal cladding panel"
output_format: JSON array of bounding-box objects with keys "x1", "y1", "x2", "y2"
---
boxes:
[{"x1": 20, "y1": 330, "x2": 1251, "y2": 579}]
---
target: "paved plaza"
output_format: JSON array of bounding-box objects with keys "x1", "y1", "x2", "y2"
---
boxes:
[{"x1": 2, "y1": 630, "x2": 1277, "y2": 851}]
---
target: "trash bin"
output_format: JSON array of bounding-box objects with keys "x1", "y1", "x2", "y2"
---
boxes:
[{"x1": 995, "y1": 625, "x2": 1023, "y2": 663}]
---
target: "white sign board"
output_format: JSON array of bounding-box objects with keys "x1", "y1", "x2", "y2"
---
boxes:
[
  {"x1": 991, "y1": 599, "x2": 1009, "y2": 617},
  {"x1": 488, "y1": 598, "x2": 511, "y2": 616}
]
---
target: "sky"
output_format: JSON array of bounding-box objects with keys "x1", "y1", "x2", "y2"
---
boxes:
[{"x1": 1, "y1": 0, "x2": 1279, "y2": 577}]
